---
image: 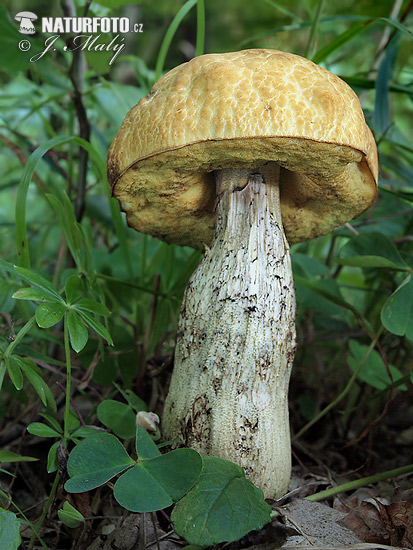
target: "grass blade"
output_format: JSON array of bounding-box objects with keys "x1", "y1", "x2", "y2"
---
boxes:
[
  {"x1": 374, "y1": 38, "x2": 399, "y2": 136},
  {"x1": 154, "y1": 0, "x2": 197, "y2": 83},
  {"x1": 195, "y1": 0, "x2": 205, "y2": 56},
  {"x1": 305, "y1": 0, "x2": 325, "y2": 59},
  {"x1": 15, "y1": 136, "x2": 73, "y2": 269},
  {"x1": 261, "y1": 0, "x2": 302, "y2": 21},
  {"x1": 379, "y1": 17, "x2": 412, "y2": 37},
  {"x1": 15, "y1": 136, "x2": 133, "y2": 279},
  {"x1": 313, "y1": 20, "x2": 374, "y2": 64}
]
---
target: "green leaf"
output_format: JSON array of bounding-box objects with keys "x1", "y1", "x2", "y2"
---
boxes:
[
  {"x1": 46, "y1": 193, "x2": 88, "y2": 271},
  {"x1": 0, "y1": 451, "x2": 38, "y2": 463},
  {"x1": 338, "y1": 232, "x2": 408, "y2": 270},
  {"x1": 76, "y1": 310, "x2": 113, "y2": 345},
  {"x1": 97, "y1": 400, "x2": 137, "y2": 440},
  {"x1": 154, "y1": 0, "x2": 197, "y2": 82},
  {"x1": 295, "y1": 277, "x2": 344, "y2": 317},
  {"x1": 379, "y1": 184, "x2": 413, "y2": 204},
  {"x1": 381, "y1": 275, "x2": 413, "y2": 339},
  {"x1": 12, "y1": 288, "x2": 50, "y2": 302},
  {"x1": 14, "y1": 135, "x2": 131, "y2": 277},
  {"x1": 73, "y1": 299, "x2": 111, "y2": 317},
  {"x1": 294, "y1": 274, "x2": 360, "y2": 317},
  {"x1": 19, "y1": 359, "x2": 56, "y2": 410},
  {"x1": 136, "y1": 425, "x2": 161, "y2": 459},
  {"x1": 27, "y1": 422, "x2": 61, "y2": 438},
  {"x1": 70, "y1": 427, "x2": 101, "y2": 438},
  {"x1": 313, "y1": 20, "x2": 374, "y2": 64},
  {"x1": 378, "y1": 17, "x2": 413, "y2": 37},
  {"x1": 348, "y1": 340, "x2": 407, "y2": 390},
  {"x1": 0, "y1": 508, "x2": 21, "y2": 550},
  {"x1": 0, "y1": 279, "x2": 14, "y2": 314},
  {"x1": 14, "y1": 266, "x2": 63, "y2": 301},
  {"x1": 114, "y1": 448, "x2": 202, "y2": 512},
  {"x1": 58, "y1": 502, "x2": 84, "y2": 528},
  {"x1": 67, "y1": 310, "x2": 88, "y2": 353},
  {"x1": 172, "y1": 457, "x2": 272, "y2": 546},
  {"x1": 39, "y1": 413, "x2": 63, "y2": 434},
  {"x1": 67, "y1": 410, "x2": 81, "y2": 432},
  {"x1": 65, "y1": 276, "x2": 83, "y2": 304},
  {"x1": 113, "y1": 464, "x2": 172, "y2": 512},
  {"x1": 36, "y1": 302, "x2": 66, "y2": 328},
  {"x1": 84, "y1": 33, "x2": 116, "y2": 74},
  {"x1": 65, "y1": 432, "x2": 134, "y2": 493},
  {"x1": 374, "y1": 38, "x2": 399, "y2": 135},
  {"x1": 6, "y1": 357, "x2": 23, "y2": 390},
  {"x1": 113, "y1": 384, "x2": 148, "y2": 412},
  {"x1": 47, "y1": 441, "x2": 60, "y2": 473}
]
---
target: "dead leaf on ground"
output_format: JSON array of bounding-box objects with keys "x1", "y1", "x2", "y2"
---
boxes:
[{"x1": 338, "y1": 497, "x2": 413, "y2": 548}]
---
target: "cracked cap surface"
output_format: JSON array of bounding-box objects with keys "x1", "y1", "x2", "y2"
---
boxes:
[{"x1": 107, "y1": 49, "x2": 378, "y2": 248}]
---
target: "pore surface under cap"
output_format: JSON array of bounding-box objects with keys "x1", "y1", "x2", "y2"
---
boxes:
[{"x1": 107, "y1": 49, "x2": 378, "y2": 248}]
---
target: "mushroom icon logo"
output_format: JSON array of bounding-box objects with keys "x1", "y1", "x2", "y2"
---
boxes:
[{"x1": 15, "y1": 12, "x2": 38, "y2": 34}]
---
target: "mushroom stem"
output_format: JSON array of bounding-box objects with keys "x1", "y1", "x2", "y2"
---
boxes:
[{"x1": 162, "y1": 163, "x2": 296, "y2": 498}]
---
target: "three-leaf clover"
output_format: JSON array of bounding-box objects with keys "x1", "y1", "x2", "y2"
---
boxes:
[{"x1": 65, "y1": 426, "x2": 202, "y2": 513}]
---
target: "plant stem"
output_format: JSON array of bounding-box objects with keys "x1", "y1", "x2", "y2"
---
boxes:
[
  {"x1": 137, "y1": 273, "x2": 161, "y2": 389},
  {"x1": 61, "y1": 0, "x2": 91, "y2": 222},
  {"x1": 292, "y1": 325, "x2": 384, "y2": 442},
  {"x1": 3, "y1": 316, "x2": 36, "y2": 359},
  {"x1": 306, "y1": 463, "x2": 413, "y2": 502},
  {"x1": 28, "y1": 472, "x2": 60, "y2": 550},
  {"x1": 63, "y1": 312, "x2": 72, "y2": 441},
  {"x1": 96, "y1": 272, "x2": 165, "y2": 296}
]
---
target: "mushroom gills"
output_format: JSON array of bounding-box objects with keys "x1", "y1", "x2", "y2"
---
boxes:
[{"x1": 162, "y1": 162, "x2": 297, "y2": 499}]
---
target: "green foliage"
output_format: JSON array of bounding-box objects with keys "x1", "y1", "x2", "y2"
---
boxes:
[
  {"x1": 0, "y1": 451, "x2": 38, "y2": 463},
  {"x1": 58, "y1": 502, "x2": 85, "y2": 529},
  {"x1": 172, "y1": 457, "x2": 272, "y2": 546},
  {"x1": 64, "y1": 427, "x2": 271, "y2": 541},
  {"x1": 97, "y1": 400, "x2": 138, "y2": 439},
  {"x1": 65, "y1": 427, "x2": 203, "y2": 514},
  {"x1": 0, "y1": 509, "x2": 21, "y2": 550},
  {"x1": 12, "y1": 264, "x2": 113, "y2": 349},
  {"x1": 65, "y1": 432, "x2": 135, "y2": 492},
  {"x1": 347, "y1": 340, "x2": 407, "y2": 390},
  {"x1": 381, "y1": 275, "x2": 413, "y2": 339},
  {"x1": 337, "y1": 232, "x2": 408, "y2": 270}
]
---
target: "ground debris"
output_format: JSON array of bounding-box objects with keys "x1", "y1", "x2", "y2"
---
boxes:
[
  {"x1": 338, "y1": 496, "x2": 413, "y2": 548},
  {"x1": 85, "y1": 512, "x2": 179, "y2": 550},
  {"x1": 279, "y1": 499, "x2": 363, "y2": 547}
]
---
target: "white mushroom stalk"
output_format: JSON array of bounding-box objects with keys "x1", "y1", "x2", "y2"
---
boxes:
[
  {"x1": 107, "y1": 49, "x2": 378, "y2": 499},
  {"x1": 162, "y1": 163, "x2": 296, "y2": 498}
]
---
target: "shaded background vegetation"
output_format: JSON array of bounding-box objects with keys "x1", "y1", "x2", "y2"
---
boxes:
[{"x1": 0, "y1": 0, "x2": 412, "y2": 548}]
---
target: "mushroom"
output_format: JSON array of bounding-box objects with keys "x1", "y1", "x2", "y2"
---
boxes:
[
  {"x1": 14, "y1": 11, "x2": 38, "y2": 34},
  {"x1": 107, "y1": 49, "x2": 378, "y2": 498}
]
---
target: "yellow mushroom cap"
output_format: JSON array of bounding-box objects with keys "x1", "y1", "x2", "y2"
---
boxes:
[{"x1": 107, "y1": 49, "x2": 378, "y2": 248}]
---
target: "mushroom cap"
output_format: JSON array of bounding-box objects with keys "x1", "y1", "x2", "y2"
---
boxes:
[
  {"x1": 14, "y1": 12, "x2": 38, "y2": 20},
  {"x1": 107, "y1": 49, "x2": 378, "y2": 248}
]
